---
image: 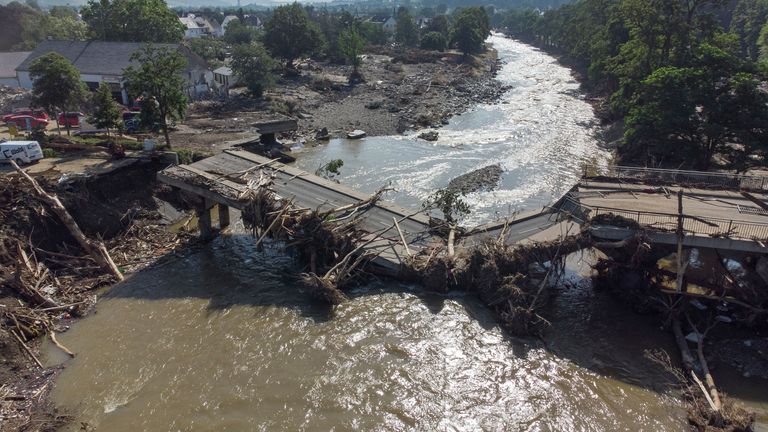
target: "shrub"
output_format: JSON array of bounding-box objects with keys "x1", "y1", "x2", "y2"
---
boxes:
[
  {"x1": 42, "y1": 148, "x2": 59, "y2": 158},
  {"x1": 421, "y1": 32, "x2": 447, "y2": 52}
]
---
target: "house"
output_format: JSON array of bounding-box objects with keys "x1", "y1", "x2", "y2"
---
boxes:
[
  {"x1": 368, "y1": 15, "x2": 396, "y2": 32},
  {"x1": 15, "y1": 41, "x2": 213, "y2": 104},
  {"x1": 180, "y1": 14, "x2": 206, "y2": 39},
  {"x1": 383, "y1": 16, "x2": 397, "y2": 31},
  {"x1": 194, "y1": 15, "x2": 223, "y2": 37},
  {"x1": 0, "y1": 51, "x2": 31, "y2": 87},
  {"x1": 213, "y1": 66, "x2": 238, "y2": 95}
]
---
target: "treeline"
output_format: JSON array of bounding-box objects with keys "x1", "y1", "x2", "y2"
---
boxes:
[
  {"x1": 0, "y1": 0, "x2": 87, "y2": 50},
  {"x1": 499, "y1": 0, "x2": 768, "y2": 171},
  {"x1": 195, "y1": 4, "x2": 490, "y2": 95}
]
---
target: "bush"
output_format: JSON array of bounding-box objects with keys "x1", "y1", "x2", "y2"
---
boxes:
[
  {"x1": 175, "y1": 148, "x2": 211, "y2": 164},
  {"x1": 42, "y1": 148, "x2": 59, "y2": 158},
  {"x1": 421, "y1": 32, "x2": 447, "y2": 52}
]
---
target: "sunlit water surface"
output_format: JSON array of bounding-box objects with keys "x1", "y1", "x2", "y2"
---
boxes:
[{"x1": 45, "y1": 36, "x2": 704, "y2": 431}]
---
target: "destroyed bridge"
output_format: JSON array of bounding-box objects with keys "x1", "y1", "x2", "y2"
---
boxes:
[{"x1": 158, "y1": 148, "x2": 768, "y2": 275}]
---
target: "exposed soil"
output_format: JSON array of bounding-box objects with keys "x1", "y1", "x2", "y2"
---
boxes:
[{"x1": 170, "y1": 48, "x2": 506, "y2": 153}]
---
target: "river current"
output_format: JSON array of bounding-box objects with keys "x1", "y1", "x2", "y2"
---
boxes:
[{"x1": 45, "y1": 36, "x2": 705, "y2": 431}]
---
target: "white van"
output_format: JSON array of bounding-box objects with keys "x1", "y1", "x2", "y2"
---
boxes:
[{"x1": 0, "y1": 141, "x2": 44, "y2": 165}]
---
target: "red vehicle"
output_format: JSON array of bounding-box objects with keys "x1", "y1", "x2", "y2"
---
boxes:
[
  {"x1": 58, "y1": 112, "x2": 83, "y2": 127},
  {"x1": 5, "y1": 115, "x2": 49, "y2": 131},
  {"x1": 2, "y1": 108, "x2": 48, "y2": 123}
]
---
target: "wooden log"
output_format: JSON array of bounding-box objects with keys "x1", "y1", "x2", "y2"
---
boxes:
[
  {"x1": 447, "y1": 226, "x2": 456, "y2": 258},
  {"x1": 10, "y1": 330, "x2": 43, "y2": 369},
  {"x1": 11, "y1": 161, "x2": 123, "y2": 281},
  {"x1": 393, "y1": 217, "x2": 412, "y2": 257},
  {"x1": 49, "y1": 331, "x2": 75, "y2": 358}
]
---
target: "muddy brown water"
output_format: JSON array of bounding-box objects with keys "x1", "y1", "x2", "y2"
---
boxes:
[{"x1": 43, "y1": 35, "x2": 767, "y2": 430}]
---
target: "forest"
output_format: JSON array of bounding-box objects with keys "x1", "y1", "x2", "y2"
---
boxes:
[{"x1": 499, "y1": 0, "x2": 768, "y2": 171}]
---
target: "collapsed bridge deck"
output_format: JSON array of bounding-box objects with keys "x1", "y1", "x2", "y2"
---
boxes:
[{"x1": 157, "y1": 150, "x2": 564, "y2": 274}]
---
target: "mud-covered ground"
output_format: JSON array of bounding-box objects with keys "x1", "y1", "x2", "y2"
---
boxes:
[{"x1": 170, "y1": 48, "x2": 506, "y2": 153}]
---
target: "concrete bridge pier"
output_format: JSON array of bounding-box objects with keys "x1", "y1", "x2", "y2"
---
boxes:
[
  {"x1": 197, "y1": 199, "x2": 215, "y2": 241},
  {"x1": 196, "y1": 200, "x2": 232, "y2": 241},
  {"x1": 218, "y1": 204, "x2": 231, "y2": 230}
]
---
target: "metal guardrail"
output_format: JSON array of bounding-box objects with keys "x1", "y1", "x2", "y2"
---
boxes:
[
  {"x1": 595, "y1": 166, "x2": 768, "y2": 191},
  {"x1": 559, "y1": 197, "x2": 768, "y2": 242}
]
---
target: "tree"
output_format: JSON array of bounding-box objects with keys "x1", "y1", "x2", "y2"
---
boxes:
[
  {"x1": 187, "y1": 38, "x2": 226, "y2": 64},
  {"x1": 359, "y1": 21, "x2": 389, "y2": 45},
  {"x1": 263, "y1": 3, "x2": 324, "y2": 70},
  {"x1": 88, "y1": 83, "x2": 122, "y2": 136},
  {"x1": 422, "y1": 189, "x2": 470, "y2": 224},
  {"x1": 123, "y1": 44, "x2": 188, "y2": 148},
  {"x1": 338, "y1": 28, "x2": 365, "y2": 79},
  {"x1": 451, "y1": 7, "x2": 490, "y2": 56},
  {"x1": 421, "y1": 31, "x2": 447, "y2": 51},
  {"x1": 231, "y1": 43, "x2": 277, "y2": 98},
  {"x1": 81, "y1": 0, "x2": 184, "y2": 43},
  {"x1": 426, "y1": 14, "x2": 450, "y2": 38},
  {"x1": 28, "y1": 53, "x2": 87, "y2": 136},
  {"x1": 395, "y1": 8, "x2": 419, "y2": 47},
  {"x1": 223, "y1": 19, "x2": 259, "y2": 45}
]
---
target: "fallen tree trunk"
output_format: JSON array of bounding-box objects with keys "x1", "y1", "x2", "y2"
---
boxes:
[{"x1": 11, "y1": 161, "x2": 124, "y2": 281}]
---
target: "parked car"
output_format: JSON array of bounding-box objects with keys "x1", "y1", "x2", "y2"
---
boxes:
[
  {"x1": 58, "y1": 112, "x2": 84, "y2": 127},
  {"x1": 0, "y1": 141, "x2": 44, "y2": 165},
  {"x1": 2, "y1": 108, "x2": 48, "y2": 123},
  {"x1": 5, "y1": 115, "x2": 49, "y2": 131}
]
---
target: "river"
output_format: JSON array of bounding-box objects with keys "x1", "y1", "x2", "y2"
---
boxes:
[{"x1": 43, "y1": 36, "x2": 717, "y2": 431}]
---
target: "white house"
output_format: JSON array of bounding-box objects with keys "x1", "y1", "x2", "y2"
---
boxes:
[
  {"x1": 383, "y1": 16, "x2": 397, "y2": 31},
  {"x1": 195, "y1": 15, "x2": 223, "y2": 37},
  {"x1": 0, "y1": 51, "x2": 31, "y2": 87},
  {"x1": 180, "y1": 14, "x2": 206, "y2": 39},
  {"x1": 15, "y1": 41, "x2": 213, "y2": 104},
  {"x1": 213, "y1": 66, "x2": 238, "y2": 95}
]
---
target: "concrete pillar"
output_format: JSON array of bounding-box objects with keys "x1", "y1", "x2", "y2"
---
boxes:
[
  {"x1": 218, "y1": 204, "x2": 230, "y2": 229},
  {"x1": 197, "y1": 199, "x2": 214, "y2": 241}
]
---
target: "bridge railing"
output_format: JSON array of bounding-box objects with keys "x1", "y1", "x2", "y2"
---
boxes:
[
  {"x1": 560, "y1": 197, "x2": 768, "y2": 242},
  {"x1": 593, "y1": 166, "x2": 768, "y2": 191}
]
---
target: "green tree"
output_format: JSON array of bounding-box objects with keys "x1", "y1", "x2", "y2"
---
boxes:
[
  {"x1": 231, "y1": 43, "x2": 277, "y2": 97},
  {"x1": 359, "y1": 21, "x2": 389, "y2": 45},
  {"x1": 420, "y1": 31, "x2": 447, "y2": 51},
  {"x1": 89, "y1": 82, "x2": 123, "y2": 136},
  {"x1": 395, "y1": 8, "x2": 419, "y2": 47},
  {"x1": 123, "y1": 44, "x2": 188, "y2": 148},
  {"x1": 187, "y1": 38, "x2": 226, "y2": 64},
  {"x1": 451, "y1": 7, "x2": 490, "y2": 56},
  {"x1": 28, "y1": 53, "x2": 87, "y2": 135},
  {"x1": 426, "y1": 14, "x2": 450, "y2": 38},
  {"x1": 81, "y1": 0, "x2": 184, "y2": 43},
  {"x1": 263, "y1": 3, "x2": 324, "y2": 70},
  {"x1": 223, "y1": 19, "x2": 259, "y2": 45},
  {"x1": 422, "y1": 189, "x2": 470, "y2": 224},
  {"x1": 338, "y1": 27, "x2": 365, "y2": 78}
]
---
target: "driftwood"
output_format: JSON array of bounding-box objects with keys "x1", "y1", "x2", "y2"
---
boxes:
[
  {"x1": 11, "y1": 329, "x2": 44, "y2": 369},
  {"x1": 49, "y1": 331, "x2": 76, "y2": 357},
  {"x1": 11, "y1": 161, "x2": 123, "y2": 281}
]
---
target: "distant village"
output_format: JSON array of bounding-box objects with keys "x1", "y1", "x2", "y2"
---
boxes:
[{"x1": 0, "y1": 3, "x2": 462, "y2": 107}]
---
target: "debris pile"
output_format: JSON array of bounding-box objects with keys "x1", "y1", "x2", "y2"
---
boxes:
[
  {"x1": 406, "y1": 230, "x2": 592, "y2": 335},
  {"x1": 237, "y1": 169, "x2": 390, "y2": 304}
]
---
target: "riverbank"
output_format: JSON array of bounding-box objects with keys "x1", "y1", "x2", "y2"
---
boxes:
[
  {"x1": 170, "y1": 47, "x2": 506, "y2": 153},
  {"x1": 0, "y1": 160, "x2": 196, "y2": 430}
]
